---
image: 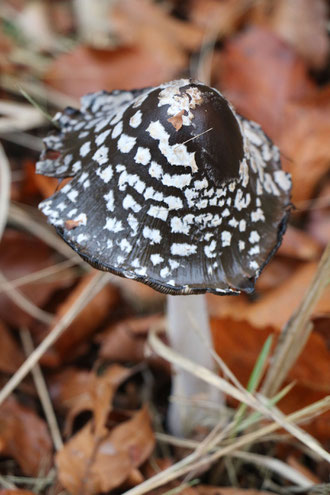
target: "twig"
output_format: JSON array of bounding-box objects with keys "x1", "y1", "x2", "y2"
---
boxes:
[
  {"x1": 20, "y1": 327, "x2": 63, "y2": 451},
  {"x1": 0, "y1": 142, "x2": 11, "y2": 240},
  {"x1": 0, "y1": 271, "x2": 53, "y2": 325},
  {"x1": 262, "y1": 243, "x2": 330, "y2": 397},
  {"x1": 0, "y1": 271, "x2": 109, "y2": 405}
]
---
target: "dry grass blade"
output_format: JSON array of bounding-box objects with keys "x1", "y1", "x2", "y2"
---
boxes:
[
  {"x1": 0, "y1": 257, "x2": 79, "y2": 295},
  {"x1": 20, "y1": 327, "x2": 63, "y2": 451},
  {"x1": 149, "y1": 327, "x2": 330, "y2": 462},
  {"x1": 155, "y1": 434, "x2": 314, "y2": 488},
  {"x1": 124, "y1": 397, "x2": 330, "y2": 495},
  {"x1": 0, "y1": 270, "x2": 109, "y2": 405},
  {"x1": 0, "y1": 271, "x2": 53, "y2": 324},
  {"x1": 0, "y1": 100, "x2": 45, "y2": 132},
  {"x1": 262, "y1": 242, "x2": 330, "y2": 397},
  {"x1": 0, "y1": 142, "x2": 10, "y2": 240}
]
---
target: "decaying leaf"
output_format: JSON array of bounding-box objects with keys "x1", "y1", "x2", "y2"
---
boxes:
[
  {"x1": 0, "y1": 397, "x2": 52, "y2": 476},
  {"x1": 0, "y1": 321, "x2": 24, "y2": 374},
  {"x1": 56, "y1": 406, "x2": 155, "y2": 495},
  {"x1": 41, "y1": 271, "x2": 119, "y2": 365}
]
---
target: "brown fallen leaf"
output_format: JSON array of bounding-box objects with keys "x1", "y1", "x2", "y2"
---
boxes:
[
  {"x1": 168, "y1": 110, "x2": 185, "y2": 131},
  {"x1": 0, "y1": 321, "x2": 24, "y2": 374},
  {"x1": 41, "y1": 271, "x2": 119, "y2": 366},
  {"x1": 277, "y1": 225, "x2": 322, "y2": 260},
  {"x1": 0, "y1": 230, "x2": 74, "y2": 327},
  {"x1": 268, "y1": 0, "x2": 329, "y2": 69},
  {"x1": 50, "y1": 365, "x2": 130, "y2": 436},
  {"x1": 218, "y1": 25, "x2": 314, "y2": 141},
  {"x1": 209, "y1": 261, "x2": 330, "y2": 330},
  {"x1": 196, "y1": 488, "x2": 276, "y2": 495},
  {"x1": 56, "y1": 406, "x2": 155, "y2": 495},
  {"x1": 0, "y1": 397, "x2": 52, "y2": 476},
  {"x1": 211, "y1": 317, "x2": 330, "y2": 439},
  {"x1": 278, "y1": 87, "x2": 330, "y2": 203}
]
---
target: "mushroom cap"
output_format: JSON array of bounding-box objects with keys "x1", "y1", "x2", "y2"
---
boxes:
[{"x1": 37, "y1": 79, "x2": 291, "y2": 295}]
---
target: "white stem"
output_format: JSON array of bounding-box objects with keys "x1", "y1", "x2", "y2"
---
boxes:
[{"x1": 166, "y1": 294, "x2": 223, "y2": 436}]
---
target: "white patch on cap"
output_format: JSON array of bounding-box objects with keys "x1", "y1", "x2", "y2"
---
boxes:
[
  {"x1": 129, "y1": 110, "x2": 142, "y2": 128},
  {"x1": 96, "y1": 164, "x2": 113, "y2": 183},
  {"x1": 68, "y1": 189, "x2": 78, "y2": 202},
  {"x1": 149, "y1": 161, "x2": 163, "y2": 179},
  {"x1": 163, "y1": 195, "x2": 183, "y2": 210},
  {"x1": 160, "y1": 267, "x2": 170, "y2": 278},
  {"x1": 93, "y1": 145, "x2": 109, "y2": 165},
  {"x1": 151, "y1": 254, "x2": 164, "y2": 266},
  {"x1": 67, "y1": 208, "x2": 77, "y2": 217},
  {"x1": 104, "y1": 217, "x2": 123, "y2": 232},
  {"x1": 171, "y1": 243, "x2": 197, "y2": 256},
  {"x1": 239, "y1": 219, "x2": 246, "y2": 232},
  {"x1": 249, "y1": 230, "x2": 260, "y2": 243},
  {"x1": 274, "y1": 170, "x2": 291, "y2": 191},
  {"x1": 264, "y1": 173, "x2": 280, "y2": 196},
  {"x1": 72, "y1": 161, "x2": 82, "y2": 173},
  {"x1": 239, "y1": 158, "x2": 249, "y2": 187},
  {"x1": 194, "y1": 178, "x2": 208, "y2": 190},
  {"x1": 221, "y1": 231, "x2": 232, "y2": 247},
  {"x1": 244, "y1": 126, "x2": 263, "y2": 146},
  {"x1": 78, "y1": 172, "x2": 88, "y2": 183},
  {"x1": 250, "y1": 260, "x2": 259, "y2": 270},
  {"x1": 118, "y1": 134, "x2": 136, "y2": 153},
  {"x1": 251, "y1": 208, "x2": 265, "y2": 222},
  {"x1": 234, "y1": 189, "x2": 251, "y2": 211},
  {"x1": 143, "y1": 226, "x2": 162, "y2": 244},
  {"x1": 57, "y1": 202, "x2": 66, "y2": 211},
  {"x1": 229, "y1": 218, "x2": 239, "y2": 228},
  {"x1": 112, "y1": 121, "x2": 123, "y2": 139},
  {"x1": 127, "y1": 214, "x2": 138, "y2": 236},
  {"x1": 170, "y1": 215, "x2": 192, "y2": 234},
  {"x1": 123, "y1": 194, "x2": 142, "y2": 212},
  {"x1": 119, "y1": 238, "x2": 132, "y2": 253},
  {"x1": 249, "y1": 245, "x2": 260, "y2": 255},
  {"x1": 239, "y1": 240, "x2": 245, "y2": 251},
  {"x1": 222, "y1": 208, "x2": 230, "y2": 217},
  {"x1": 104, "y1": 190, "x2": 115, "y2": 211},
  {"x1": 158, "y1": 83, "x2": 203, "y2": 126},
  {"x1": 169, "y1": 259, "x2": 179, "y2": 270},
  {"x1": 80, "y1": 141, "x2": 91, "y2": 157},
  {"x1": 135, "y1": 147, "x2": 151, "y2": 165},
  {"x1": 147, "y1": 205, "x2": 168, "y2": 221},
  {"x1": 74, "y1": 213, "x2": 87, "y2": 226},
  {"x1": 163, "y1": 173, "x2": 192, "y2": 188},
  {"x1": 147, "y1": 121, "x2": 197, "y2": 173},
  {"x1": 204, "y1": 240, "x2": 217, "y2": 258},
  {"x1": 77, "y1": 233, "x2": 88, "y2": 243},
  {"x1": 95, "y1": 129, "x2": 111, "y2": 146}
]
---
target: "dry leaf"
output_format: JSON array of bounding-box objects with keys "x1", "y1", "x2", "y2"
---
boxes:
[
  {"x1": 42, "y1": 271, "x2": 119, "y2": 365},
  {"x1": 0, "y1": 321, "x2": 24, "y2": 374},
  {"x1": 0, "y1": 229, "x2": 73, "y2": 327},
  {"x1": 0, "y1": 491, "x2": 37, "y2": 495},
  {"x1": 269, "y1": 0, "x2": 329, "y2": 69},
  {"x1": 218, "y1": 25, "x2": 314, "y2": 141},
  {"x1": 196, "y1": 488, "x2": 276, "y2": 495},
  {"x1": 277, "y1": 225, "x2": 322, "y2": 260},
  {"x1": 0, "y1": 397, "x2": 52, "y2": 476},
  {"x1": 56, "y1": 406, "x2": 155, "y2": 495},
  {"x1": 50, "y1": 365, "x2": 130, "y2": 436}
]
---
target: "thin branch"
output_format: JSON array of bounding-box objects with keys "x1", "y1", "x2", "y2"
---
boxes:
[
  {"x1": 0, "y1": 271, "x2": 109, "y2": 405},
  {"x1": 20, "y1": 327, "x2": 63, "y2": 451},
  {"x1": 262, "y1": 242, "x2": 330, "y2": 397}
]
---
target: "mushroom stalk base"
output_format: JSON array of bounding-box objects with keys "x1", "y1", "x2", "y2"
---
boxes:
[{"x1": 166, "y1": 294, "x2": 224, "y2": 436}]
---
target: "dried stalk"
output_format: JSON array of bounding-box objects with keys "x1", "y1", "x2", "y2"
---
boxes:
[{"x1": 262, "y1": 242, "x2": 330, "y2": 397}]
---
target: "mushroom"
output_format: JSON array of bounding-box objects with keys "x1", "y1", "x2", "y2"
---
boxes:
[{"x1": 36, "y1": 79, "x2": 291, "y2": 436}]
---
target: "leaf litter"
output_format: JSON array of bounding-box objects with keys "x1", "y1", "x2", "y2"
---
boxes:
[{"x1": 0, "y1": 0, "x2": 329, "y2": 494}]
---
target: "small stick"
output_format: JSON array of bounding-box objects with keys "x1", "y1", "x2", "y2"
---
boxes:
[
  {"x1": 20, "y1": 327, "x2": 63, "y2": 451},
  {"x1": 174, "y1": 128, "x2": 213, "y2": 149}
]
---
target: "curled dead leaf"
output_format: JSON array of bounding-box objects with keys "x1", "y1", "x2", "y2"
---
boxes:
[{"x1": 56, "y1": 406, "x2": 155, "y2": 495}]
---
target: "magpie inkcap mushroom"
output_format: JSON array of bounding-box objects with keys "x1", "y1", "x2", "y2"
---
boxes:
[{"x1": 37, "y1": 79, "x2": 291, "y2": 295}]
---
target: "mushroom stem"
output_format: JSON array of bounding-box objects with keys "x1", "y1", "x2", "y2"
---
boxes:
[{"x1": 166, "y1": 294, "x2": 223, "y2": 436}]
